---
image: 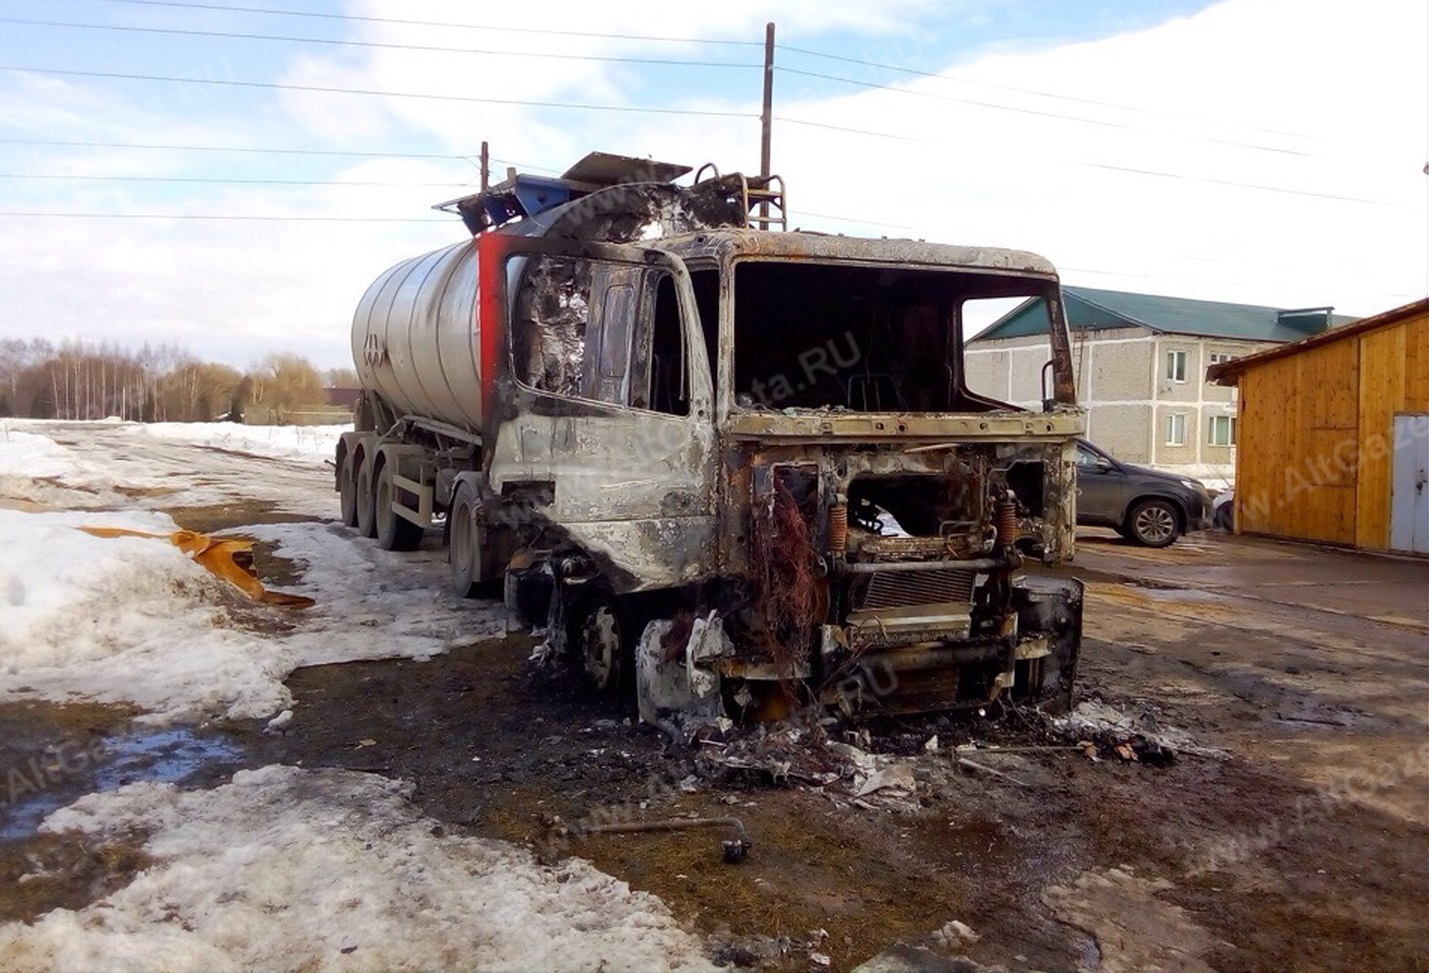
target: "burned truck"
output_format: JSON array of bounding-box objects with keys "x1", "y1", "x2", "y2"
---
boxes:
[{"x1": 336, "y1": 152, "x2": 1086, "y2": 721}]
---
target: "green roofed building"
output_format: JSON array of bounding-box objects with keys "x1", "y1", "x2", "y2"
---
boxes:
[{"x1": 964, "y1": 286, "x2": 1354, "y2": 473}]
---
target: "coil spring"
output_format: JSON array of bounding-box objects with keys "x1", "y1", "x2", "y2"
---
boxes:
[
  {"x1": 829, "y1": 501, "x2": 849, "y2": 554},
  {"x1": 997, "y1": 495, "x2": 1019, "y2": 546}
]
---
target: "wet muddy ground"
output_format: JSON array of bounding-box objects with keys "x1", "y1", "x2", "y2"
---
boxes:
[{"x1": 2, "y1": 434, "x2": 1426, "y2": 971}]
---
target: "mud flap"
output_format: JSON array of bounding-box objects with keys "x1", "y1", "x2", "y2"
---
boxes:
[{"x1": 635, "y1": 614, "x2": 727, "y2": 726}]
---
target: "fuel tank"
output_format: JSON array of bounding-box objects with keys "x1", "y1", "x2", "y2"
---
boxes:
[
  {"x1": 352, "y1": 238, "x2": 483, "y2": 434},
  {"x1": 350, "y1": 180, "x2": 746, "y2": 437}
]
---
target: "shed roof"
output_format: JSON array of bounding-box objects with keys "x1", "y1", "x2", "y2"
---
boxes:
[
  {"x1": 1207, "y1": 297, "x2": 1429, "y2": 384},
  {"x1": 974, "y1": 285, "x2": 1353, "y2": 342}
]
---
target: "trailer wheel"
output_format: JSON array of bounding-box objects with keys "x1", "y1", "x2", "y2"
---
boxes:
[
  {"x1": 572, "y1": 592, "x2": 632, "y2": 695},
  {"x1": 375, "y1": 462, "x2": 424, "y2": 552},
  {"x1": 448, "y1": 480, "x2": 480, "y2": 597},
  {"x1": 355, "y1": 458, "x2": 378, "y2": 538},
  {"x1": 338, "y1": 451, "x2": 359, "y2": 527}
]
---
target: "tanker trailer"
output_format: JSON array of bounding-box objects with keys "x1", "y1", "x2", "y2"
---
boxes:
[{"x1": 336, "y1": 151, "x2": 1087, "y2": 722}]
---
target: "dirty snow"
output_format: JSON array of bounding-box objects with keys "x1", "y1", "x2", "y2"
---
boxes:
[
  {"x1": 0, "y1": 509, "x2": 507, "y2": 722},
  {"x1": 0, "y1": 765, "x2": 713, "y2": 973},
  {"x1": 1, "y1": 419, "x2": 345, "y2": 513},
  {"x1": 0, "y1": 421, "x2": 505, "y2": 722},
  {"x1": 119, "y1": 421, "x2": 348, "y2": 463},
  {"x1": 0, "y1": 420, "x2": 713, "y2": 971}
]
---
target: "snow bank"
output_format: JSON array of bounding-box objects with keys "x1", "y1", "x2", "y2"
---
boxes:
[
  {"x1": 0, "y1": 512, "x2": 506, "y2": 722},
  {"x1": 0, "y1": 765, "x2": 714, "y2": 973},
  {"x1": 0, "y1": 427, "x2": 76, "y2": 478},
  {"x1": 123, "y1": 422, "x2": 349, "y2": 465},
  {"x1": 0, "y1": 509, "x2": 297, "y2": 720}
]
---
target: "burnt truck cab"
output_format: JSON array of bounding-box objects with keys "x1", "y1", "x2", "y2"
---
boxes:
[
  {"x1": 483, "y1": 226, "x2": 1085, "y2": 720},
  {"x1": 343, "y1": 158, "x2": 1085, "y2": 722}
]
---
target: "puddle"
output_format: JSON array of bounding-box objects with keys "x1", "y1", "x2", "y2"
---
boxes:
[{"x1": 0, "y1": 725, "x2": 241, "y2": 841}]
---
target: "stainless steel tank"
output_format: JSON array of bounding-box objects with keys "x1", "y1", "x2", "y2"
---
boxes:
[
  {"x1": 350, "y1": 182, "x2": 746, "y2": 437},
  {"x1": 351, "y1": 239, "x2": 484, "y2": 434}
]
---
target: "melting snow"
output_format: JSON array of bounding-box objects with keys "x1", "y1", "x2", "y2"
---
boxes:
[{"x1": 0, "y1": 766, "x2": 714, "y2": 973}]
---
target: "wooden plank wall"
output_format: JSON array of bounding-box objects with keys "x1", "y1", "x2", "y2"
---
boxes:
[
  {"x1": 1356, "y1": 311, "x2": 1429, "y2": 548},
  {"x1": 1238, "y1": 338, "x2": 1358, "y2": 544},
  {"x1": 1236, "y1": 307, "x2": 1428, "y2": 550}
]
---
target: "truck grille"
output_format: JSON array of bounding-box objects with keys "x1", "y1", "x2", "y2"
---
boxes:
[{"x1": 855, "y1": 568, "x2": 976, "y2": 611}]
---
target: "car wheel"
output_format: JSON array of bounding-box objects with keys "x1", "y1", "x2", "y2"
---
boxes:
[
  {"x1": 1126, "y1": 498, "x2": 1181, "y2": 548},
  {"x1": 1214, "y1": 502, "x2": 1233, "y2": 530}
]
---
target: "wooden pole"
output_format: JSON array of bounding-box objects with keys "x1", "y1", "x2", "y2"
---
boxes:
[
  {"x1": 759, "y1": 22, "x2": 775, "y2": 223},
  {"x1": 479, "y1": 141, "x2": 490, "y2": 191}
]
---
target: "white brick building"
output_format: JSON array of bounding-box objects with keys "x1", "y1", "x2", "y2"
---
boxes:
[{"x1": 965, "y1": 287, "x2": 1349, "y2": 473}]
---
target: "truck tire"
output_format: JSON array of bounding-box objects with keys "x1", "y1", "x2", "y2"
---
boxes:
[
  {"x1": 571, "y1": 591, "x2": 633, "y2": 695},
  {"x1": 375, "y1": 462, "x2": 424, "y2": 552},
  {"x1": 338, "y1": 451, "x2": 359, "y2": 527},
  {"x1": 355, "y1": 458, "x2": 378, "y2": 538},
  {"x1": 504, "y1": 565, "x2": 553, "y2": 626},
  {"x1": 448, "y1": 480, "x2": 480, "y2": 597},
  {"x1": 1126, "y1": 498, "x2": 1180, "y2": 548}
]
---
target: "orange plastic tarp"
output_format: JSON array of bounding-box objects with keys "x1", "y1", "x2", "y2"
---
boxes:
[{"x1": 79, "y1": 527, "x2": 315, "y2": 609}]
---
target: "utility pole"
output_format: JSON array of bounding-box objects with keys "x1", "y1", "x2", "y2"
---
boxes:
[
  {"x1": 759, "y1": 22, "x2": 775, "y2": 222},
  {"x1": 479, "y1": 141, "x2": 490, "y2": 192}
]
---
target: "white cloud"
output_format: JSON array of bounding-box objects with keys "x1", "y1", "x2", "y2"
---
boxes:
[{"x1": 0, "y1": 0, "x2": 1423, "y2": 371}]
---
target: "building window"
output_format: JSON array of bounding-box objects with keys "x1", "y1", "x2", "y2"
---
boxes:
[
  {"x1": 1208, "y1": 351, "x2": 1233, "y2": 366},
  {"x1": 1165, "y1": 349, "x2": 1187, "y2": 383},
  {"x1": 1208, "y1": 414, "x2": 1237, "y2": 446},
  {"x1": 1165, "y1": 412, "x2": 1187, "y2": 446}
]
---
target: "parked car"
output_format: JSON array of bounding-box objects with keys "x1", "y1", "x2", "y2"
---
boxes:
[{"x1": 1074, "y1": 440, "x2": 1213, "y2": 547}]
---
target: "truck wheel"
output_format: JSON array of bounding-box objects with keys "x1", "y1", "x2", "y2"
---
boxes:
[
  {"x1": 355, "y1": 459, "x2": 378, "y2": 538},
  {"x1": 375, "y1": 462, "x2": 424, "y2": 552},
  {"x1": 572, "y1": 593, "x2": 631, "y2": 695},
  {"x1": 1126, "y1": 498, "x2": 1180, "y2": 548},
  {"x1": 338, "y1": 452, "x2": 359, "y2": 527},
  {"x1": 448, "y1": 481, "x2": 480, "y2": 597}
]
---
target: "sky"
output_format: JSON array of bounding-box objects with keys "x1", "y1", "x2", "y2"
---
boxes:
[{"x1": 0, "y1": 0, "x2": 1424, "y2": 371}]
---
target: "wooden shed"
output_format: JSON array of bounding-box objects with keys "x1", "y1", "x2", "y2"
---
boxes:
[{"x1": 1207, "y1": 298, "x2": 1429, "y2": 554}]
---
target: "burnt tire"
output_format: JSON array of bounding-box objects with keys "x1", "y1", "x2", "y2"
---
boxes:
[
  {"x1": 570, "y1": 592, "x2": 633, "y2": 695},
  {"x1": 355, "y1": 458, "x2": 378, "y2": 538},
  {"x1": 338, "y1": 451, "x2": 359, "y2": 527},
  {"x1": 504, "y1": 565, "x2": 553, "y2": 627},
  {"x1": 375, "y1": 461, "x2": 424, "y2": 552},
  {"x1": 1126, "y1": 498, "x2": 1181, "y2": 548}
]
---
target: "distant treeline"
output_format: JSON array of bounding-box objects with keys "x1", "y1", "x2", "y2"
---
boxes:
[{"x1": 0, "y1": 339, "x2": 358, "y2": 424}]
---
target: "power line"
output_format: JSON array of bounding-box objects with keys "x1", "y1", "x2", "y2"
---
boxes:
[
  {"x1": 1079, "y1": 162, "x2": 1408, "y2": 207},
  {"x1": 0, "y1": 16, "x2": 759, "y2": 68},
  {"x1": 0, "y1": 139, "x2": 593, "y2": 179},
  {"x1": 774, "y1": 115, "x2": 936, "y2": 144},
  {"x1": 0, "y1": 136, "x2": 477, "y2": 161},
  {"x1": 775, "y1": 66, "x2": 1312, "y2": 157},
  {"x1": 776, "y1": 43, "x2": 1319, "y2": 143},
  {"x1": 774, "y1": 117, "x2": 1409, "y2": 207},
  {"x1": 0, "y1": 65, "x2": 757, "y2": 118},
  {"x1": 0, "y1": 211, "x2": 453, "y2": 222},
  {"x1": 1, "y1": 173, "x2": 474, "y2": 188},
  {"x1": 93, "y1": 0, "x2": 762, "y2": 46}
]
